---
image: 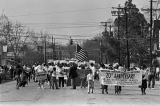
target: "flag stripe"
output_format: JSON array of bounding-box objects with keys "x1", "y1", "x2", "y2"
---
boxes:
[{"x1": 75, "y1": 44, "x2": 88, "y2": 62}]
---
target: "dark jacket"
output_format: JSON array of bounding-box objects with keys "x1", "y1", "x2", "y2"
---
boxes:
[{"x1": 69, "y1": 66, "x2": 78, "y2": 79}]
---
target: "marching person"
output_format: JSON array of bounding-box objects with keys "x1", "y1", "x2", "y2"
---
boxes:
[
  {"x1": 141, "y1": 65, "x2": 148, "y2": 95},
  {"x1": 87, "y1": 70, "x2": 94, "y2": 94},
  {"x1": 100, "y1": 63, "x2": 108, "y2": 94},
  {"x1": 48, "y1": 63, "x2": 54, "y2": 88},
  {"x1": 43, "y1": 64, "x2": 50, "y2": 86},
  {"x1": 113, "y1": 63, "x2": 122, "y2": 95},
  {"x1": 50, "y1": 67, "x2": 59, "y2": 89},
  {"x1": 36, "y1": 65, "x2": 46, "y2": 89},
  {"x1": 9, "y1": 65, "x2": 14, "y2": 80},
  {"x1": 113, "y1": 63, "x2": 120, "y2": 95},
  {"x1": 14, "y1": 64, "x2": 23, "y2": 89},
  {"x1": 155, "y1": 65, "x2": 160, "y2": 81},
  {"x1": 90, "y1": 63, "x2": 96, "y2": 79},
  {"x1": 116, "y1": 64, "x2": 124, "y2": 94},
  {"x1": 69, "y1": 63, "x2": 78, "y2": 89},
  {"x1": 19, "y1": 68, "x2": 28, "y2": 87},
  {"x1": 57, "y1": 64, "x2": 65, "y2": 88},
  {"x1": 80, "y1": 65, "x2": 87, "y2": 88},
  {"x1": 148, "y1": 66, "x2": 156, "y2": 89},
  {"x1": 63, "y1": 67, "x2": 68, "y2": 87}
]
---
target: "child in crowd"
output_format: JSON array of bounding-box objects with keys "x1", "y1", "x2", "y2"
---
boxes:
[{"x1": 87, "y1": 70, "x2": 94, "y2": 94}]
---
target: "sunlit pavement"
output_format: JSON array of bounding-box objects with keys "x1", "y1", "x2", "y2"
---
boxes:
[{"x1": 0, "y1": 80, "x2": 159, "y2": 106}]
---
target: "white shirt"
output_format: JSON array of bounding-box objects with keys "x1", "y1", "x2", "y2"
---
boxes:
[
  {"x1": 37, "y1": 68, "x2": 44, "y2": 73},
  {"x1": 56, "y1": 66, "x2": 64, "y2": 77},
  {"x1": 87, "y1": 73, "x2": 94, "y2": 81},
  {"x1": 90, "y1": 66, "x2": 96, "y2": 76},
  {"x1": 52, "y1": 71, "x2": 57, "y2": 77},
  {"x1": 48, "y1": 65, "x2": 53, "y2": 72},
  {"x1": 156, "y1": 67, "x2": 159, "y2": 73}
]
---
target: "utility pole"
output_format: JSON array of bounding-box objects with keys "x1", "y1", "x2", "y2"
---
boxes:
[
  {"x1": 101, "y1": 21, "x2": 112, "y2": 37},
  {"x1": 44, "y1": 36, "x2": 47, "y2": 64},
  {"x1": 99, "y1": 39, "x2": 102, "y2": 63},
  {"x1": 124, "y1": 7, "x2": 130, "y2": 70},
  {"x1": 141, "y1": 0, "x2": 158, "y2": 68},
  {"x1": 109, "y1": 25, "x2": 112, "y2": 37},
  {"x1": 112, "y1": 4, "x2": 122, "y2": 65},
  {"x1": 52, "y1": 36, "x2": 55, "y2": 60},
  {"x1": 150, "y1": 0, "x2": 153, "y2": 68},
  {"x1": 112, "y1": 4, "x2": 136, "y2": 70},
  {"x1": 100, "y1": 21, "x2": 112, "y2": 64},
  {"x1": 69, "y1": 36, "x2": 72, "y2": 59}
]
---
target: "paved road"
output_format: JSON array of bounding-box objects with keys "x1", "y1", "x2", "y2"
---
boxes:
[{"x1": 0, "y1": 80, "x2": 160, "y2": 106}]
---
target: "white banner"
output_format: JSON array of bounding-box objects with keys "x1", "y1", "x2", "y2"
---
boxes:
[{"x1": 99, "y1": 69, "x2": 142, "y2": 86}]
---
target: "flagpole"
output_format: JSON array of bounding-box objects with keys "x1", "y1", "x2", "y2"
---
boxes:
[
  {"x1": 76, "y1": 43, "x2": 78, "y2": 52},
  {"x1": 75, "y1": 42, "x2": 78, "y2": 60}
]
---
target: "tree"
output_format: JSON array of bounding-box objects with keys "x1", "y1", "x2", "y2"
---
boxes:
[
  {"x1": 0, "y1": 14, "x2": 32, "y2": 64},
  {"x1": 83, "y1": 38, "x2": 101, "y2": 63},
  {"x1": 114, "y1": 0, "x2": 149, "y2": 65}
]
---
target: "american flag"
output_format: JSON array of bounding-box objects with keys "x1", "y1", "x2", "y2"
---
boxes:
[{"x1": 75, "y1": 44, "x2": 88, "y2": 62}]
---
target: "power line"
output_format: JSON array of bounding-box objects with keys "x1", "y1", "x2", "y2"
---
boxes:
[
  {"x1": 8, "y1": 7, "x2": 108, "y2": 17},
  {"x1": 23, "y1": 22, "x2": 100, "y2": 25},
  {"x1": 26, "y1": 25, "x2": 101, "y2": 29}
]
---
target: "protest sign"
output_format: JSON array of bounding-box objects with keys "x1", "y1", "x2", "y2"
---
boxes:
[
  {"x1": 99, "y1": 69, "x2": 142, "y2": 86},
  {"x1": 36, "y1": 72, "x2": 47, "y2": 81}
]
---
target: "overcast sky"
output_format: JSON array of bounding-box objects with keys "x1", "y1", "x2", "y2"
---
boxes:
[{"x1": 0, "y1": 0, "x2": 150, "y2": 42}]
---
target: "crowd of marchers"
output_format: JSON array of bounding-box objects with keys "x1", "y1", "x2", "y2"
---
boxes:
[{"x1": 1, "y1": 61, "x2": 160, "y2": 95}]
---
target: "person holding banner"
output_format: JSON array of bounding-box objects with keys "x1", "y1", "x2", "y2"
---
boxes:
[
  {"x1": 114, "y1": 63, "x2": 122, "y2": 95},
  {"x1": 141, "y1": 65, "x2": 148, "y2": 95},
  {"x1": 99, "y1": 63, "x2": 108, "y2": 94}
]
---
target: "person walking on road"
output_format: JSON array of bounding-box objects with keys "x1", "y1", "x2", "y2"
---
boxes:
[
  {"x1": 148, "y1": 66, "x2": 156, "y2": 89},
  {"x1": 57, "y1": 64, "x2": 65, "y2": 88},
  {"x1": 69, "y1": 63, "x2": 78, "y2": 89},
  {"x1": 14, "y1": 65, "x2": 23, "y2": 89},
  {"x1": 50, "y1": 67, "x2": 59, "y2": 89},
  {"x1": 80, "y1": 65, "x2": 87, "y2": 88},
  {"x1": 99, "y1": 63, "x2": 108, "y2": 94},
  {"x1": 141, "y1": 65, "x2": 148, "y2": 95},
  {"x1": 90, "y1": 63, "x2": 96, "y2": 79},
  {"x1": 87, "y1": 70, "x2": 94, "y2": 94}
]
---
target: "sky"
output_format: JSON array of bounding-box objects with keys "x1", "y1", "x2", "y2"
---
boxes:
[{"x1": 0, "y1": 0, "x2": 151, "y2": 44}]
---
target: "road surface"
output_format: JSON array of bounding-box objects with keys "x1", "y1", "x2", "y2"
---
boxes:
[{"x1": 0, "y1": 80, "x2": 160, "y2": 106}]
